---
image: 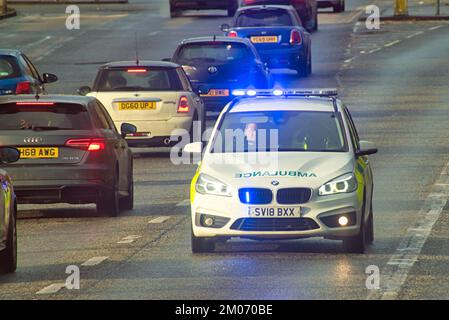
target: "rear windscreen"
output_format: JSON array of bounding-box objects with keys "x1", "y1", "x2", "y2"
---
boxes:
[
  {"x1": 96, "y1": 67, "x2": 182, "y2": 92},
  {"x1": 177, "y1": 42, "x2": 254, "y2": 64},
  {"x1": 0, "y1": 103, "x2": 92, "y2": 130},
  {"x1": 235, "y1": 9, "x2": 293, "y2": 27},
  {"x1": 0, "y1": 56, "x2": 21, "y2": 80}
]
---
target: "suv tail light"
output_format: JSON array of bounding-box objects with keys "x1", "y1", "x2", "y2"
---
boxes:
[
  {"x1": 228, "y1": 31, "x2": 238, "y2": 38},
  {"x1": 65, "y1": 138, "x2": 106, "y2": 151},
  {"x1": 15, "y1": 81, "x2": 31, "y2": 94},
  {"x1": 290, "y1": 30, "x2": 302, "y2": 45},
  {"x1": 177, "y1": 96, "x2": 190, "y2": 113}
]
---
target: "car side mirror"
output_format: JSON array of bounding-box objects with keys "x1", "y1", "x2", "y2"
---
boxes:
[
  {"x1": 121, "y1": 123, "x2": 137, "y2": 138},
  {"x1": 77, "y1": 86, "x2": 92, "y2": 96},
  {"x1": 220, "y1": 23, "x2": 230, "y2": 32},
  {"x1": 184, "y1": 142, "x2": 203, "y2": 155},
  {"x1": 356, "y1": 140, "x2": 378, "y2": 157},
  {"x1": 42, "y1": 73, "x2": 58, "y2": 84},
  {"x1": 0, "y1": 147, "x2": 20, "y2": 164},
  {"x1": 162, "y1": 58, "x2": 172, "y2": 62}
]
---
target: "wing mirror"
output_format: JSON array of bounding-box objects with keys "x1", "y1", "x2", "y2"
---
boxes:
[
  {"x1": 220, "y1": 24, "x2": 231, "y2": 32},
  {"x1": 120, "y1": 123, "x2": 137, "y2": 138},
  {"x1": 0, "y1": 147, "x2": 20, "y2": 164},
  {"x1": 356, "y1": 141, "x2": 378, "y2": 157},
  {"x1": 77, "y1": 86, "x2": 92, "y2": 96},
  {"x1": 42, "y1": 73, "x2": 58, "y2": 84}
]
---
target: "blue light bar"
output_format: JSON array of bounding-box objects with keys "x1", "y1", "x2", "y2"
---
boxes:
[{"x1": 231, "y1": 88, "x2": 338, "y2": 97}]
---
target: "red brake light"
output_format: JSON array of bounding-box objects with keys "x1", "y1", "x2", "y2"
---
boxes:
[
  {"x1": 127, "y1": 68, "x2": 147, "y2": 73},
  {"x1": 65, "y1": 138, "x2": 106, "y2": 151},
  {"x1": 290, "y1": 30, "x2": 302, "y2": 45},
  {"x1": 16, "y1": 102, "x2": 55, "y2": 106},
  {"x1": 228, "y1": 31, "x2": 238, "y2": 38},
  {"x1": 15, "y1": 81, "x2": 31, "y2": 94},
  {"x1": 177, "y1": 96, "x2": 190, "y2": 113}
]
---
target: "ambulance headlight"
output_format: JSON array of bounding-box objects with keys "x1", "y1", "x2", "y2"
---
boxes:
[
  {"x1": 318, "y1": 173, "x2": 358, "y2": 196},
  {"x1": 196, "y1": 174, "x2": 231, "y2": 197}
]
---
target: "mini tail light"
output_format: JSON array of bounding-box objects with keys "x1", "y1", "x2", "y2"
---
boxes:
[
  {"x1": 290, "y1": 30, "x2": 302, "y2": 45},
  {"x1": 177, "y1": 96, "x2": 190, "y2": 113},
  {"x1": 15, "y1": 81, "x2": 31, "y2": 94},
  {"x1": 65, "y1": 138, "x2": 106, "y2": 151},
  {"x1": 228, "y1": 31, "x2": 238, "y2": 38}
]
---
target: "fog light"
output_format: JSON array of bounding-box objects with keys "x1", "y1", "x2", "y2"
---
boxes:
[
  {"x1": 203, "y1": 217, "x2": 215, "y2": 227},
  {"x1": 338, "y1": 216, "x2": 349, "y2": 226}
]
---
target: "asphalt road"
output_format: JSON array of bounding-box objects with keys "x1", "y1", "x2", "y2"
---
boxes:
[{"x1": 1, "y1": 0, "x2": 449, "y2": 300}]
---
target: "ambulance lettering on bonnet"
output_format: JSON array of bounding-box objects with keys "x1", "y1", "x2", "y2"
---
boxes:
[{"x1": 235, "y1": 170, "x2": 318, "y2": 178}]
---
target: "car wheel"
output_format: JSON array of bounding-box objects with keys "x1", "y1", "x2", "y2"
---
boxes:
[
  {"x1": 296, "y1": 52, "x2": 309, "y2": 78},
  {"x1": 333, "y1": 0, "x2": 344, "y2": 13},
  {"x1": 366, "y1": 202, "x2": 374, "y2": 244},
  {"x1": 0, "y1": 209, "x2": 17, "y2": 274},
  {"x1": 120, "y1": 160, "x2": 134, "y2": 211},
  {"x1": 97, "y1": 171, "x2": 120, "y2": 217},
  {"x1": 307, "y1": 46, "x2": 312, "y2": 76},
  {"x1": 227, "y1": 7, "x2": 237, "y2": 17},
  {"x1": 191, "y1": 228, "x2": 215, "y2": 253},
  {"x1": 170, "y1": 4, "x2": 181, "y2": 18},
  {"x1": 343, "y1": 202, "x2": 367, "y2": 254}
]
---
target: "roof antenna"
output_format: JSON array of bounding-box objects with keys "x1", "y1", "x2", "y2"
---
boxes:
[
  {"x1": 35, "y1": 92, "x2": 40, "y2": 101},
  {"x1": 213, "y1": 34, "x2": 216, "y2": 42},
  {"x1": 135, "y1": 33, "x2": 140, "y2": 65}
]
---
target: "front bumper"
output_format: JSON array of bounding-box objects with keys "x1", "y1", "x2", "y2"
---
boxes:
[{"x1": 191, "y1": 191, "x2": 363, "y2": 240}]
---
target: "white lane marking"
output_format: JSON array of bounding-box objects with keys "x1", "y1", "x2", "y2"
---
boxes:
[
  {"x1": 36, "y1": 283, "x2": 65, "y2": 295},
  {"x1": 368, "y1": 48, "x2": 382, "y2": 54},
  {"x1": 148, "y1": 216, "x2": 170, "y2": 224},
  {"x1": 34, "y1": 37, "x2": 74, "y2": 62},
  {"x1": 406, "y1": 31, "x2": 424, "y2": 39},
  {"x1": 23, "y1": 36, "x2": 52, "y2": 49},
  {"x1": 176, "y1": 199, "x2": 190, "y2": 207},
  {"x1": 428, "y1": 25, "x2": 442, "y2": 31},
  {"x1": 117, "y1": 235, "x2": 142, "y2": 244},
  {"x1": 148, "y1": 31, "x2": 160, "y2": 36},
  {"x1": 368, "y1": 162, "x2": 449, "y2": 300},
  {"x1": 384, "y1": 40, "x2": 401, "y2": 47},
  {"x1": 81, "y1": 256, "x2": 109, "y2": 267},
  {"x1": 344, "y1": 58, "x2": 354, "y2": 63}
]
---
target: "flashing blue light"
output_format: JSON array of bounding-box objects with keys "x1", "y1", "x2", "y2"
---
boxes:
[
  {"x1": 232, "y1": 89, "x2": 246, "y2": 96},
  {"x1": 246, "y1": 90, "x2": 257, "y2": 97},
  {"x1": 273, "y1": 89, "x2": 283, "y2": 96}
]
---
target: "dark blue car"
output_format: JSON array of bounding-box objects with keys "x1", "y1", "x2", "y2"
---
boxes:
[
  {"x1": 170, "y1": 36, "x2": 272, "y2": 112},
  {"x1": 222, "y1": 5, "x2": 312, "y2": 77},
  {"x1": 0, "y1": 49, "x2": 57, "y2": 96}
]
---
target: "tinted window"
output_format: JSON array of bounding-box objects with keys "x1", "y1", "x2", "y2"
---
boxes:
[
  {"x1": 177, "y1": 42, "x2": 254, "y2": 64},
  {"x1": 235, "y1": 9, "x2": 293, "y2": 27},
  {"x1": 0, "y1": 56, "x2": 21, "y2": 80},
  {"x1": 0, "y1": 103, "x2": 92, "y2": 130},
  {"x1": 96, "y1": 67, "x2": 182, "y2": 92},
  {"x1": 212, "y1": 111, "x2": 347, "y2": 153}
]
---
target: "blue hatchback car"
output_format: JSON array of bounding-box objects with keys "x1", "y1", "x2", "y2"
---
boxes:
[
  {"x1": 221, "y1": 5, "x2": 312, "y2": 77},
  {"x1": 0, "y1": 49, "x2": 58, "y2": 96}
]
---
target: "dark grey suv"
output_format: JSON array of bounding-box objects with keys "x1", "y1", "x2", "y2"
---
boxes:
[{"x1": 0, "y1": 95, "x2": 137, "y2": 217}]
